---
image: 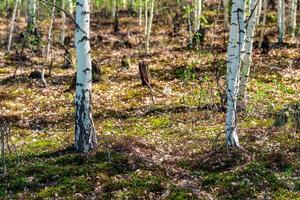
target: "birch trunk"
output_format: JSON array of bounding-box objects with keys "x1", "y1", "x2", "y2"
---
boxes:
[
  {"x1": 258, "y1": 0, "x2": 268, "y2": 48},
  {"x1": 75, "y1": 0, "x2": 97, "y2": 152},
  {"x1": 277, "y1": 0, "x2": 285, "y2": 44},
  {"x1": 27, "y1": 0, "x2": 36, "y2": 32},
  {"x1": 288, "y1": 0, "x2": 297, "y2": 38},
  {"x1": 7, "y1": 0, "x2": 19, "y2": 52},
  {"x1": 42, "y1": 0, "x2": 56, "y2": 85},
  {"x1": 225, "y1": 0, "x2": 246, "y2": 147},
  {"x1": 112, "y1": 0, "x2": 116, "y2": 19},
  {"x1": 139, "y1": 0, "x2": 142, "y2": 26},
  {"x1": 144, "y1": 0, "x2": 148, "y2": 36},
  {"x1": 146, "y1": 0, "x2": 154, "y2": 54},
  {"x1": 256, "y1": 0, "x2": 262, "y2": 24},
  {"x1": 239, "y1": 0, "x2": 259, "y2": 101},
  {"x1": 194, "y1": 0, "x2": 202, "y2": 32},
  {"x1": 61, "y1": 0, "x2": 66, "y2": 45}
]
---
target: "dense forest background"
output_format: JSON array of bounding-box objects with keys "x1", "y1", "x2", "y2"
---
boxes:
[{"x1": 0, "y1": 0, "x2": 299, "y2": 199}]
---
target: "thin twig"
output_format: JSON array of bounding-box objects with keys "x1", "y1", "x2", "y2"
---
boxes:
[{"x1": 37, "y1": 0, "x2": 86, "y2": 34}]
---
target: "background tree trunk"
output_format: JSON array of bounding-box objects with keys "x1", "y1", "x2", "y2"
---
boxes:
[
  {"x1": 259, "y1": 0, "x2": 268, "y2": 48},
  {"x1": 27, "y1": 0, "x2": 36, "y2": 32},
  {"x1": 145, "y1": 0, "x2": 154, "y2": 54},
  {"x1": 42, "y1": 0, "x2": 56, "y2": 85},
  {"x1": 277, "y1": 0, "x2": 285, "y2": 44},
  {"x1": 7, "y1": 0, "x2": 19, "y2": 52},
  {"x1": 288, "y1": 0, "x2": 297, "y2": 38},
  {"x1": 222, "y1": 0, "x2": 230, "y2": 30},
  {"x1": 61, "y1": 0, "x2": 66, "y2": 45}
]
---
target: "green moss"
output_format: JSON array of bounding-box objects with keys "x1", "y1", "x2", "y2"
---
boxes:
[
  {"x1": 166, "y1": 188, "x2": 196, "y2": 200},
  {"x1": 0, "y1": 187, "x2": 5, "y2": 198},
  {"x1": 27, "y1": 139, "x2": 60, "y2": 152},
  {"x1": 150, "y1": 116, "x2": 170, "y2": 128},
  {"x1": 273, "y1": 189, "x2": 300, "y2": 200},
  {"x1": 9, "y1": 176, "x2": 30, "y2": 191}
]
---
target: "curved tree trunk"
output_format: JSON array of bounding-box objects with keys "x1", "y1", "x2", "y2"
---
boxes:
[
  {"x1": 225, "y1": 0, "x2": 246, "y2": 147},
  {"x1": 239, "y1": 0, "x2": 259, "y2": 102},
  {"x1": 42, "y1": 0, "x2": 56, "y2": 85},
  {"x1": 75, "y1": 0, "x2": 97, "y2": 152}
]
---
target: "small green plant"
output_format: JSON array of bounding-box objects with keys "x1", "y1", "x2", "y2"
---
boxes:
[{"x1": 175, "y1": 62, "x2": 198, "y2": 82}]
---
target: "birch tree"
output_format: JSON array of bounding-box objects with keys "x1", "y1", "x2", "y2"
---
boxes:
[
  {"x1": 144, "y1": 0, "x2": 148, "y2": 36},
  {"x1": 288, "y1": 0, "x2": 297, "y2": 38},
  {"x1": 61, "y1": 0, "x2": 66, "y2": 45},
  {"x1": 194, "y1": 0, "x2": 202, "y2": 32},
  {"x1": 225, "y1": 0, "x2": 246, "y2": 147},
  {"x1": 111, "y1": 0, "x2": 116, "y2": 19},
  {"x1": 7, "y1": 0, "x2": 19, "y2": 52},
  {"x1": 239, "y1": 0, "x2": 259, "y2": 101},
  {"x1": 75, "y1": 0, "x2": 97, "y2": 152},
  {"x1": 256, "y1": 0, "x2": 262, "y2": 24},
  {"x1": 277, "y1": 0, "x2": 285, "y2": 44},
  {"x1": 27, "y1": 0, "x2": 37, "y2": 32},
  {"x1": 42, "y1": 0, "x2": 56, "y2": 85},
  {"x1": 138, "y1": 0, "x2": 142, "y2": 26},
  {"x1": 145, "y1": 0, "x2": 154, "y2": 54}
]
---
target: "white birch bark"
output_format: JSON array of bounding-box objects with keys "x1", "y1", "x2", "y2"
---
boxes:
[
  {"x1": 239, "y1": 0, "x2": 259, "y2": 101},
  {"x1": 194, "y1": 0, "x2": 202, "y2": 32},
  {"x1": 27, "y1": 0, "x2": 36, "y2": 31},
  {"x1": 225, "y1": 0, "x2": 246, "y2": 147},
  {"x1": 42, "y1": 0, "x2": 56, "y2": 85},
  {"x1": 7, "y1": 0, "x2": 19, "y2": 52},
  {"x1": 258, "y1": 0, "x2": 268, "y2": 48},
  {"x1": 61, "y1": 0, "x2": 66, "y2": 45},
  {"x1": 112, "y1": 0, "x2": 116, "y2": 19},
  {"x1": 256, "y1": 0, "x2": 262, "y2": 24},
  {"x1": 145, "y1": 0, "x2": 154, "y2": 54},
  {"x1": 144, "y1": 0, "x2": 148, "y2": 36},
  {"x1": 139, "y1": 0, "x2": 142, "y2": 26},
  {"x1": 288, "y1": 0, "x2": 297, "y2": 37},
  {"x1": 277, "y1": 0, "x2": 285, "y2": 44},
  {"x1": 75, "y1": 0, "x2": 97, "y2": 152}
]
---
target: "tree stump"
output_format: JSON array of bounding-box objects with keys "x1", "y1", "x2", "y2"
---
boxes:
[
  {"x1": 139, "y1": 61, "x2": 151, "y2": 87},
  {"x1": 274, "y1": 103, "x2": 300, "y2": 132}
]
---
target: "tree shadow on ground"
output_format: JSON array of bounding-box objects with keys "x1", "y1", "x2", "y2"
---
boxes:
[
  {"x1": 0, "y1": 136, "x2": 170, "y2": 199},
  {"x1": 94, "y1": 103, "x2": 225, "y2": 121}
]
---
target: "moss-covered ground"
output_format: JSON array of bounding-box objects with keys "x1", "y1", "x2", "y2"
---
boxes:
[{"x1": 0, "y1": 7, "x2": 299, "y2": 200}]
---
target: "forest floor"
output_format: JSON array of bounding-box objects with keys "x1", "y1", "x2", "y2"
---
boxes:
[{"x1": 0, "y1": 9, "x2": 299, "y2": 200}]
